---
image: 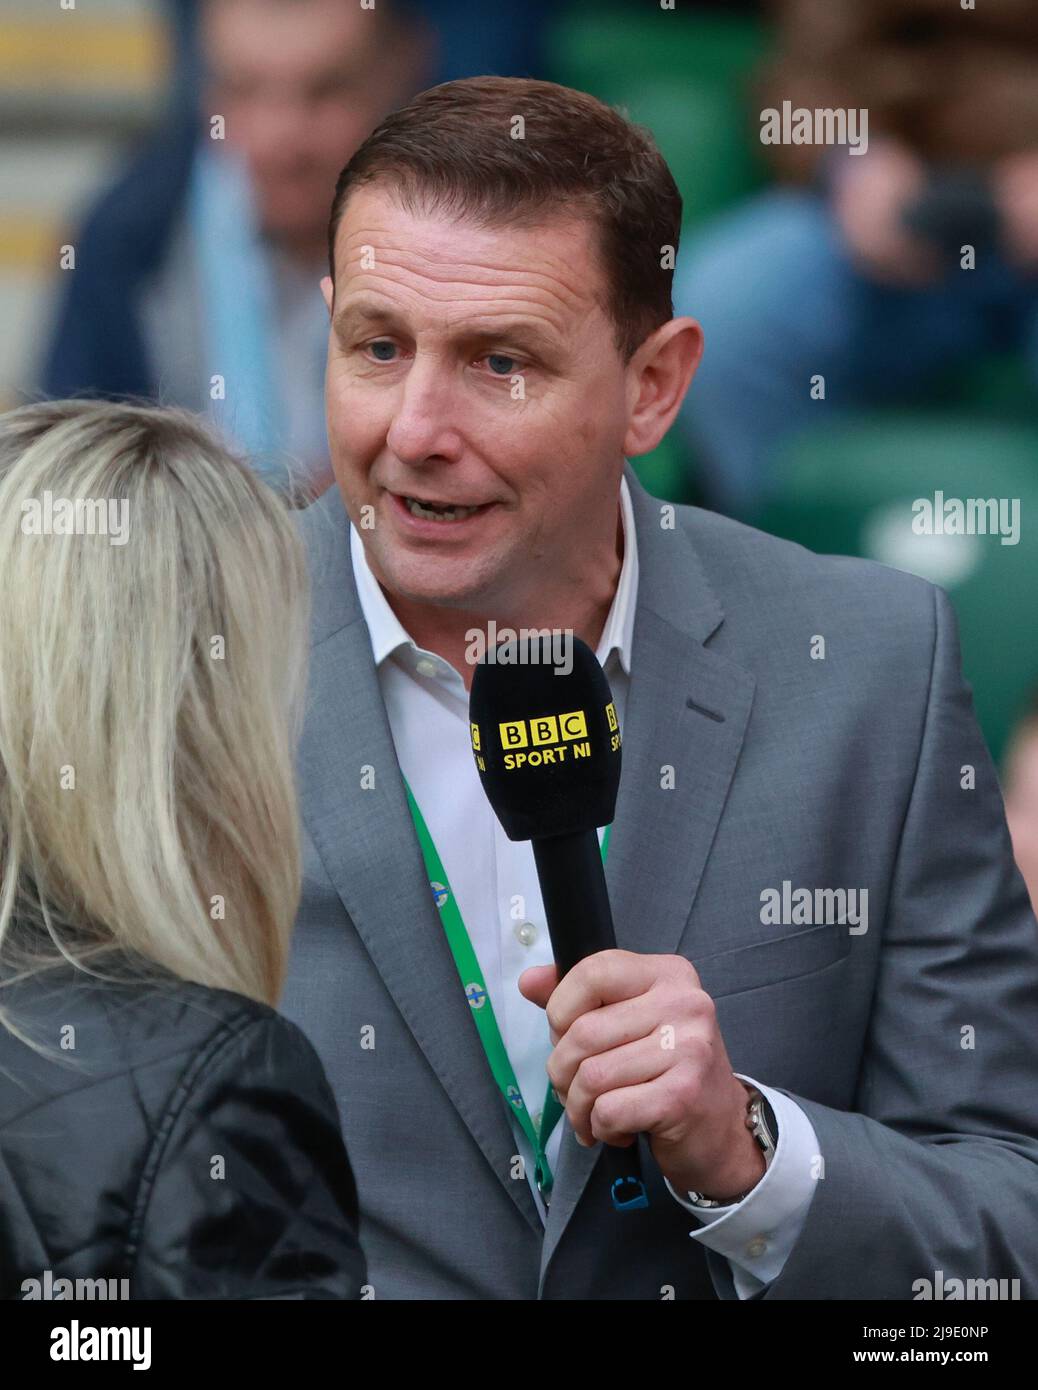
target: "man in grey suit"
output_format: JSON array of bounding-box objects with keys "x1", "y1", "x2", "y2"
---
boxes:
[{"x1": 280, "y1": 76, "x2": 1038, "y2": 1300}]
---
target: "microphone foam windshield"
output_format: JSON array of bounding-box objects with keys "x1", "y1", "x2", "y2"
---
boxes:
[{"x1": 468, "y1": 635, "x2": 621, "y2": 841}]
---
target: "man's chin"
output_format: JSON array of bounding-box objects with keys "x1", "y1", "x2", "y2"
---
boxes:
[
  {"x1": 364, "y1": 548, "x2": 479, "y2": 607},
  {"x1": 383, "y1": 574, "x2": 485, "y2": 610}
]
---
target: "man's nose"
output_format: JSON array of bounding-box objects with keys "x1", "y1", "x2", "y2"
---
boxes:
[{"x1": 385, "y1": 358, "x2": 463, "y2": 466}]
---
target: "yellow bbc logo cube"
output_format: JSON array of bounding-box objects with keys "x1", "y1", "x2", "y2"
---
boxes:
[
  {"x1": 530, "y1": 716, "x2": 559, "y2": 746},
  {"x1": 560, "y1": 709, "x2": 587, "y2": 741},
  {"x1": 499, "y1": 720, "x2": 528, "y2": 749},
  {"x1": 470, "y1": 722, "x2": 481, "y2": 753},
  {"x1": 605, "y1": 702, "x2": 617, "y2": 733}
]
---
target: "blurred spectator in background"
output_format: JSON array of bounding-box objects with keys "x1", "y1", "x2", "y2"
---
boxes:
[
  {"x1": 165, "y1": 0, "x2": 557, "y2": 86},
  {"x1": 1005, "y1": 690, "x2": 1038, "y2": 914},
  {"x1": 40, "y1": 0, "x2": 430, "y2": 498},
  {"x1": 163, "y1": 0, "x2": 204, "y2": 114},
  {"x1": 675, "y1": 0, "x2": 1038, "y2": 520}
]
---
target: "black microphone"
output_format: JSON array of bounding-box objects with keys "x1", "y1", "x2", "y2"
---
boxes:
[{"x1": 469, "y1": 634, "x2": 648, "y2": 1213}]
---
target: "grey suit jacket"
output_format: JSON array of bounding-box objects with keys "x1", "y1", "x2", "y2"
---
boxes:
[{"x1": 280, "y1": 460, "x2": 1038, "y2": 1300}]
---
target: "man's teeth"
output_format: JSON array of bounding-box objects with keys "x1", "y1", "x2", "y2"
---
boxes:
[{"x1": 405, "y1": 496, "x2": 480, "y2": 521}]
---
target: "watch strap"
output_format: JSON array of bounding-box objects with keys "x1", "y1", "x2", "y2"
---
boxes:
[{"x1": 684, "y1": 1083, "x2": 778, "y2": 1208}]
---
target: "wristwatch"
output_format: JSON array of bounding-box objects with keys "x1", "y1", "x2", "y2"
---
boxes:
[{"x1": 684, "y1": 1082, "x2": 778, "y2": 1208}]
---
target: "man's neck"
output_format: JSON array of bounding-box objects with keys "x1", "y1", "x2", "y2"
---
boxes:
[{"x1": 380, "y1": 499, "x2": 626, "y2": 692}]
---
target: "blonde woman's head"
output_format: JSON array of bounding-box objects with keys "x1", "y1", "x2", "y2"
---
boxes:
[{"x1": 0, "y1": 400, "x2": 310, "y2": 1011}]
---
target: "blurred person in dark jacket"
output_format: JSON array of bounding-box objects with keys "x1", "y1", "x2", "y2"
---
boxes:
[
  {"x1": 40, "y1": 0, "x2": 430, "y2": 500},
  {"x1": 675, "y1": 0, "x2": 1038, "y2": 518},
  {"x1": 0, "y1": 401, "x2": 366, "y2": 1300}
]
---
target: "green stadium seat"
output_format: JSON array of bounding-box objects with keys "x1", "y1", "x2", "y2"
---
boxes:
[
  {"x1": 546, "y1": 4, "x2": 772, "y2": 505},
  {"x1": 629, "y1": 429, "x2": 698, "y2": 505},
  {"x1": 544, "y1": 6, "x2": 771, "y2": 229},
  {"x1": 927, "y1": 354, "x2": 1038, "y2": 424},
  {"x1": 760, "y1": 413, "x2": 1038, "y2": 763}
]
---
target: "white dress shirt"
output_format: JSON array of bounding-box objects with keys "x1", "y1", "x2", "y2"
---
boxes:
[{"x1": 350, "y1": 473, "x2": 820, "y2": 1297}]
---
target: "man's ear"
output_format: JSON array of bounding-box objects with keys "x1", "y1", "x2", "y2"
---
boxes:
[
  {"x1": 622, "y1": 317, "x2": 703, "y2": 459},
  {"x1": 320, "y1": 275, "x2": 334, "y2": 316}
]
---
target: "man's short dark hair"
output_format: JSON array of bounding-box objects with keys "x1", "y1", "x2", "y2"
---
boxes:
[{"x1": 327, "y1": 76, "x2": 683, "y2": 362}]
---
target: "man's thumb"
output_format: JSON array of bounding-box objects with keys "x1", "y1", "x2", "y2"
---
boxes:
[{"x1": 518, "y1": 963, "x2": 558, "y2": 1008}]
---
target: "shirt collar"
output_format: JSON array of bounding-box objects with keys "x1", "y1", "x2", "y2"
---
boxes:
[{"x1": 350, "y1": 472, "x2": 638, "y2": 681}]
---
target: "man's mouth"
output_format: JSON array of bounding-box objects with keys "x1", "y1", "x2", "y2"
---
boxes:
[{"x1": 392, "y1": 492, "x2": 492, "y2": 523}]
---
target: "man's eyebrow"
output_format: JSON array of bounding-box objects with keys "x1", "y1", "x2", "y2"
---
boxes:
[
  {"x1": 462, "y1": 320, "x2": 559, "y2": 355},
  {"x1": 331, "y1": 300, "x2": 560, "y2": 355},
  {"x1": 331, "y1": 299, "x2": 405, "y2": 338}
]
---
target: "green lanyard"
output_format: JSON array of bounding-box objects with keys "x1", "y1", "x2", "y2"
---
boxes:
[{"x1": 401, "y1": 774, "x2": 611, "y2": 1199}]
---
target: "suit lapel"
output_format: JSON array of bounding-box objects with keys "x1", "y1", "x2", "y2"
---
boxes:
[
  {"x1": 538, "y1": 464, "x2": 756, "y2": 1284},
  {"x1": 295, "y1": 489, "x2": 542, "y2": 1235}
]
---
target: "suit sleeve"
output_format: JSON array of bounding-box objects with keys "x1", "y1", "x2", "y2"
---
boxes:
[
  {"x1": 129, "y1": 1010, "x2": 367, "y2": 1299},
  {"x1": 707, "y1": 582, "x2": 1038, "y2": 1300}
]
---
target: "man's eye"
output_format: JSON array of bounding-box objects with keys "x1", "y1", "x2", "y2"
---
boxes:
[
  {"x1": 481, "y1": 353, "x2": 518, "y2": 376},
  {"x1": 367, "y1": 341, "x2": 397, "y2": 362}
]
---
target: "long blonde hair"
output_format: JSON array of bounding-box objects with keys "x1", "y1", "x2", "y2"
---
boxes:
[{"x1": 0, "y1": 400, "x2": 310, "y2": 1017}]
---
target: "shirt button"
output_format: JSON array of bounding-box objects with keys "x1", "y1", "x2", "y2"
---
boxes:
[
  {"x1": 415, "y1": 657, "x2": 438, "y2": 677},
  {"x1": 744, "y1": 1236, "x2": 769, "y2": 1258},
  {"x1": 515, "y1": 920, "x2": 538, "y2": 947}
]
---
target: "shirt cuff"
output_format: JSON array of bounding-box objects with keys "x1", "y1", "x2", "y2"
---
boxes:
[{"x1": 663, "y1": 1074, "x2": 820, "y2": 1298}]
